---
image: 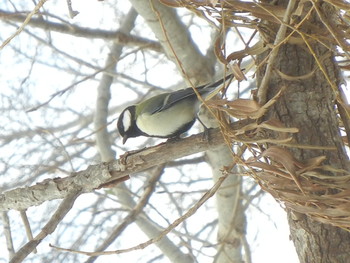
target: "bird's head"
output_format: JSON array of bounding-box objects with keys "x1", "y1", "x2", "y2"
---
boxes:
[{"x1": 117, "y1": 105, "x2": 137, "y2": 144}]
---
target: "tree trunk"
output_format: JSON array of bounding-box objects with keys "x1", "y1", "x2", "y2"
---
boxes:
[{"x1": 257, "y1": 1, "x2": 350, "y2": 262}]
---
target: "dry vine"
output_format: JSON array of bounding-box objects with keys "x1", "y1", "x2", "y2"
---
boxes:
[{"x1": 161, "y1": 0, "x2": 350, "y2": 229}]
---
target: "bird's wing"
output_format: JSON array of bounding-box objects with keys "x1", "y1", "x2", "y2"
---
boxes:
[
  {"x1": 142, "y1": 88, "x2": 198, "y2": 115},
  {"x1": 141, "y1": 74, "x2": 233, "y2": 115}
]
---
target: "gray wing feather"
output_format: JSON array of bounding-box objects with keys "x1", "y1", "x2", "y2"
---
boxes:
[{"x1": 146, "y1": 74, "x2": 233, "y2": 114}]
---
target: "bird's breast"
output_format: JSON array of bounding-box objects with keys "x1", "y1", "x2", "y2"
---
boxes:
[{"x1": 136, "y1": 100, "x2": 196, "y2": 137}]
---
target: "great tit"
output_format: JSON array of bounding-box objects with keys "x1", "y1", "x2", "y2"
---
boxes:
[{"x1": 117, "y1": 75, "x2": 232, "y2": 144}]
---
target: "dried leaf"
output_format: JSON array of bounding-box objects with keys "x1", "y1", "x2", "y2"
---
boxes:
[
  {"x1": 208, "y1": 86, "x2": 285, "y2": 120},
  {"x1": 227, "y1": 40, "x2": 269, "y2": 62},
  {"x1": 209, "y1": 0, "x2": 219, "y2": 6},
  {"x1": 253, "y1": 137, "x2": 294, "y2": 144},
  {"x1": 297, "y1": 156, "x2": 327, "y2": 174},
  {"x1": 258, "y1": 87, "x2": 285, "y2": 115},
  {"x1": 261, "y1": 146, "x2": 305, "y2": 193},
  {"x1": 159, "y1": 0, "x2": 182, "y2": 7},
  {"x1": 233, "y1": 122, "x2": 259, "y2": 135},
  {"x1": 246, "y1": 161, "x2": 291, "y2": 179},
  {"x1": 229, "y1": 62, "x2": 247, "y2": 82},
  {"x1": 276, "y1": 67, "x2": 316, "y2": 80},
  {"x1": 208, "y1": 98, "x2": 262, "y2": 118},
  {"x1": 262, "y1": 146, "x2": 301, "y2": 172},
  {"x1": 260, "y1": 119, "x2": 299, "y2": 133},
  {"x1": 227, "y1": 99, "x2": 260, "y2": 115},
  {"x1": 214, "y1": 34, "x2": 228, "y2": 65}
]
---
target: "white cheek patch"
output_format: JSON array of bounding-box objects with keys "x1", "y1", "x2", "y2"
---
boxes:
[{"x1": 123, "y1": 110, "x2": 132, "y2": 132}]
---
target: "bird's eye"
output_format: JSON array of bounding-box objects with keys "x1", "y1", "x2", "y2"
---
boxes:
[{"x1": 122, "y1": 110, "x2": 132, "y2": 132}]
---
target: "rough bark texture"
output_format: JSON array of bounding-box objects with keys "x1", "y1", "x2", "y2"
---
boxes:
[{"x1": 257, "y1": 1, "x2": 350, "y2": 263}]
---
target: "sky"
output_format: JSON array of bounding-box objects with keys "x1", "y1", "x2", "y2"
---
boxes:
[{"x1": 0, "y1": 1, "x2": 312, "y2": 262}]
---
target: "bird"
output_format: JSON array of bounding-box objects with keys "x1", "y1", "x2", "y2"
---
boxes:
[{"x1": 117, "y1": 74, "x2": 232, "y2": 144}]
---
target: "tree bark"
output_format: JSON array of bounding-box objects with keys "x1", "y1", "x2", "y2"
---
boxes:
[{"x1": 257, "y1": 1, "x2": 350, "y2": 262}]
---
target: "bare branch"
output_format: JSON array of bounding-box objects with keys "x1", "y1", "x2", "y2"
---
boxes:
[
  {"x1": 50, "y1": 172, "x2": 228, "y2": 257},
  {"x1": 65, "y1": 0, "x2": 79, "y2": 19},
  {"x1": 19, "y1": 210, "x2": 37, "y2": 254},
  {"x1": 85, "y1": 164, "x2": 164, "y2": 263},
  {"x1": 10, "y1": 190, "x2": 81, "y2": 263},
  {"x1": 26, "y1": 64, "x2": 112, "y2": 112},
  {"x1": 1, "y1": 211, "x2": 15, "y2": 260},
  {"x1": 93, "y1": 8, "x2": 138, "y2": 162},
  {"x1": 0, "y1": 120, "x2": 249, "y2": 212},
  {"x1": 0, "y1": 0, "x2": 48, "y2": 49},
  {"x1": 0, "y1": 10, "x2": 162, "y2": 52},
  {"x1": 257, "y1": 0, "x2": 297, "y2": 104}
]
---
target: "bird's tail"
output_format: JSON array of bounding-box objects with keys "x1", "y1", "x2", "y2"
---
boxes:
[{"x1": 198, "y1": 73, "x2": 233, "y2": 91}]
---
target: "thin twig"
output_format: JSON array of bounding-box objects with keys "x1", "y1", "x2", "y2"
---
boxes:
[
  {"x1": 19, "y1": 210, "x2": 37, "y2": 254},
  {"x1": 50, "y1": 174, "x2": 228, "y2": 256},
  {"x1": 311, "y1": 1, "x2": 350, "y2": 60},
  {"x1": 1, "y1": 211, "x2": 15, "y2": 260},
  {"x1": 241, "y1": 234, "x2": 252, "y2": 263},
  {"x1": 257, "y1": 0, "x2": 297, "y2": 104},
  {"x1": 10, "y1": 190, "x2": 81, "y2": 263},
  {"x1": 0, "y1": 0, "x2": 48, "y2": 50},
  {"x1": 26, "y1": 65, "x2": 109, "y2": 112},
  {"x1": 84, "y1": 165, "x2": 164, "y2": 263},
  {"x1": 66, "y1": 0, "x2": 79, "y2": 19}
]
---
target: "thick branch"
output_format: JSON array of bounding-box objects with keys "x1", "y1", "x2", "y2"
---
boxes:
[{"x1": 0, "y1": 122, "x2": 249, "y2": 212}]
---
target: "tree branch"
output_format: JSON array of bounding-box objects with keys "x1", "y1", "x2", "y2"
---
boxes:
[
  {"x1": 84, "y1": 164, "x2": 164, "y2": 263},
  {"x1": 0, "y1": 120, "x2": 249, "y2": 212},
  {"x1": 1, "y1": 211, "x2": 15, "y2": 260},
  {"x1": 0, "y1": 10, "x2": 162, "y2": 52},
  {"x1": 10, "y1": 190, "x2": 81, "y2": 263},
  {"x1": 51, "y1": 171, "x2": 228, "y2": 257}
]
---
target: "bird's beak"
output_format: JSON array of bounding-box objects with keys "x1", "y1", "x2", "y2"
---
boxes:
[{"x1": 122, "y1": 135, "x2": 128, "y2": 144}]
